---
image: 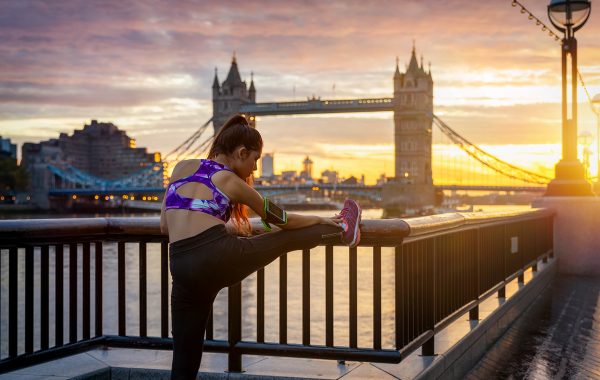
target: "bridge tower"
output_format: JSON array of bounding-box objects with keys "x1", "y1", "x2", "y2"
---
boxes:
[
  {"x1": 383, "y1": 45, "x2": 436, "y2": 215},
  {"x1": 212, "y1": 53, "x2": 256, "y2": 133}
]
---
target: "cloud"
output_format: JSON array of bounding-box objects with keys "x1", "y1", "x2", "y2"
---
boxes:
[{"x1": 1, "y1": 0, "x2": 599, "y2": 176}]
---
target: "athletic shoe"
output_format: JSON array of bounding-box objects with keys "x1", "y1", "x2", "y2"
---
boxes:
[{"x1": 339, "y1": 199, "x2": 361, "y2": 248}]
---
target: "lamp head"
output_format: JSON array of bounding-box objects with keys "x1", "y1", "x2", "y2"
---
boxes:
[{"x1": 548, "y1": 0, "x2": 591, "y2": 34}]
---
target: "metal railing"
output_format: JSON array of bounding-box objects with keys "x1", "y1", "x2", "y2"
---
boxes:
[{"x1": 0, "y1": 209, "x2": 554, "y2": 373}]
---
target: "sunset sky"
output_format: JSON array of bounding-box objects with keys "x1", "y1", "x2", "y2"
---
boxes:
[{"x1": 2, "y1": 0, "x2": 600, "y2": 184}]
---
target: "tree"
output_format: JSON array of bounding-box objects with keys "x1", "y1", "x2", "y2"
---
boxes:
[{"x1": 0, "y1": 157, "x2": 29, "y2": 194}]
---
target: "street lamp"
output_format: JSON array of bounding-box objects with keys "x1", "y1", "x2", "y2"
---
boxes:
[
  {"x1": 593, "y1": 94, "x2": 600, "y2": 183},
  {"x1": 545, "y1": 0, "x2": 594, "y2": 196}
]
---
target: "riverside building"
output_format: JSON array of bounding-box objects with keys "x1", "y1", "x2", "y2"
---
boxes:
[{"x1": 22, "y1": 120, "x2": 163, "y2": 209}]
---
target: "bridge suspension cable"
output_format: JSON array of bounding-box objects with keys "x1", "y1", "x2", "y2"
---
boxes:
[
  {"x1": 433, "y1": 115, "x2": 552, "y2": 184},
  {"x1": 163, "y1": 117, "x2": 213, "y2": 162}
]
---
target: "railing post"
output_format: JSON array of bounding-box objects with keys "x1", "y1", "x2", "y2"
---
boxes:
[
  {"x1": 518, "y1": 222, "x2": 525, "y2": 284},
  {"x1": 302, "y1": 249, "x2": 310, "y2": 346},
  {"x1": 256, "y1": 267, "x2": 265, "y2": 343},
  {"x1": 395, "y1": 245, "x2": 404, "y2": 350},
  {"x1": 498, "y1": 225, "x2": 506, "y2": 299},
  {"x1": 470, "y1": 228, "x2": 480, "y2": 321},
  {"x1": 94, "y1": 242, "x2": 103, "y2": 337},
  {"x1": 422, "y1": 239, "x2": 435, "y2": 356},
  {"x1": 228, "y1": 282, "x2": 243, "y2": 372},
  {"x1": 349, "y1": 246, "x2": 358, "y2": 348},
  {"x1": 280, "y1": 253, "x2": 288, "y2": 344},
  {"x1": 160, "y1": 241, "x2": 169, "y2": 338},
  {"x1": 25, "y1": 245, "x2": 34, "y2": 354},
  {"x1": 82, "y1": 242, "x2": 90, "y2": 340},
  {"x1": 9, "y1": 247, "x2": 18, "y2": 357},
  {"x1": 325, "y1": 245, "x2": 334, "y2": 347},
  {"x1": 139, "y1": 241, "x2": 147, "y2": 338},
  {"x1": 373, "y1": 246, "x2": 382, "y2": 350},
  {"x1": 117, "y1": 242, "x2": 125, "y2": 336},
  {"x1": 69, "y1": 243, "x2": 78, "y2": 343},
  {"x1": 55, "y1": 244, "x2": 64, "y2": 347},
  {"x1": 41, "y1": 245, "x2": 50, "y2": 349}
]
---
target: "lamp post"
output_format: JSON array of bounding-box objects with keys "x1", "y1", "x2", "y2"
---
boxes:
[
  {"x1": 593, "y1": 94, "x2": 600, "y2": 184},
  {"x1": 545, "y1": 0, "x2": 594, "y2": 196}
]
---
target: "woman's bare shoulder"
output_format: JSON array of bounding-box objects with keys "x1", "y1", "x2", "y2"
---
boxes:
[{"x1": 171, "y1": 159, "x2": 201, "y2": 181}]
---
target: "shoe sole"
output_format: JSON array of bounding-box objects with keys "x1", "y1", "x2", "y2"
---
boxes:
[{"x1": 347, "y1": 202, "x2": 362, "y2": 248}]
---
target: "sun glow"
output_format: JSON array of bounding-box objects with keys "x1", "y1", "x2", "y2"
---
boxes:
[{"x1": 265, "y1": 143, "x2": 564, "y2": 186}]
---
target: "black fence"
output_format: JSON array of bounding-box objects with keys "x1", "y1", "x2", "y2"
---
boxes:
[{"x1": 0, "y1": 209, "x2": 554, "y2": 373}]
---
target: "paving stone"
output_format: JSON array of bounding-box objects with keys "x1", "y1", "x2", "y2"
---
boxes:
[
  {"x1": 72, "y1": 368, "x2": 111, "y2": 380},
  {"x1": 0, "y1": 375, "x2": 69, "y2": 380},
  {"x1": 4, "y1": 353, "x2": 109, "y2": 378},
  {"x1": 373, "y1": 350, "x2": 438, "y2": 379},
  {"x1": 110, "y1": 367, "x2": 130, "y2": 380},
  {"x1": 87, "y1": 347, "x2": 171, "y2": 369},
  {"x1": 338, "y1": 363, "x2": 397, "y2": 379},
  {"x1": 239, "y1": 356, "x2": 358, "y2": 379}
]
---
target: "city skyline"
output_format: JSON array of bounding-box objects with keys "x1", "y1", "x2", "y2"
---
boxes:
[{"x1": 1, "y1": 0, "x2": 600, "y2": 184}]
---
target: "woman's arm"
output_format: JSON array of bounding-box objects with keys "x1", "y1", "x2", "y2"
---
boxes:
[
  {"x1": 280, "y1": 212, "x2": 338, "y2": 230},
  {"x1": 214, "y1": 171, "x2": 340, "y2": 230}
]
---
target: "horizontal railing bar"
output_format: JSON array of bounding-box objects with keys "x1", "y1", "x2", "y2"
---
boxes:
[
  {"x1": 479, "y1": 281, "x2": 507, "y2": 302},
  {"x1": 505, "y1": 270, "x2": 523, "y2": 284},
  {"x1": 0, "y1": 337, "x2": 105, "y2": 373},
  {"x1": 523, "y1": 258, "x2": 540, "y2": 270},
  {"x1": 234, "y1": 342, "x2": 401, "y2": 363},
  {"x1": 403, "y1": 225, "x2": 479, "y2": 244},
  {"x1": 102, "y1": 336, "x2": 402, "y2": 364},
  {"x1": 0, "y1": 211, "x2": 552, "y2": 244},
  {"x1": 398, "y1": 329, "x2": 434, "y2": 360},
  {"x1": 404, "y1": 209, "x2": 554, "y2": 237},
  {"x1": 434, "y1": 300, "x2": 478, "y2": 334},
  {"x1": 0, "y1": 218, "x2": 409, "y2": 244},
  {"x1": 103, "y1": 335, "x2": 228, "y2": 352}
]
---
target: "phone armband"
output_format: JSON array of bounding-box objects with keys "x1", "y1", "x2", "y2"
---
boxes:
[{"x1": 261, "y1": 198, "x2": 287, "y2": 231}]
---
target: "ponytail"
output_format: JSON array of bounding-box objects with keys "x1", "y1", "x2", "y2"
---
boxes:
[{"x1": 208, "y1": 114, "x2": 263, "y2": 234}]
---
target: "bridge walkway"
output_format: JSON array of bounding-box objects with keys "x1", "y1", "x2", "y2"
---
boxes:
[{"x1": 467, "y1": 275, "x2": 600, "y2": 379}]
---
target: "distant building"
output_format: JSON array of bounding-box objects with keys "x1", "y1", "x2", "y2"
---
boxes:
[
  {"x1": 376, "y1": 173, "x2": 388, "y2": 186},
  {"x1": 342, "y1": 176, "x2": 359, "y2": 185},
  {"x1": 300, "y1": 156, "x2": 313, "y2": 180},
  {"x1": 281, "y1": 170, "x2": 297, "y2": 183},
  {"x1": 21, "y1": 120, "x2": 164, "y2": 209},
  {"x1": 0, "y1": 136, "x2": 17, "y2": 161},
  {"x1": 321, "y1": 169, "x2": 338, "y2": 184},
  {"x1": 261, "y1": 153, "x2": 274, "y2": 178}
]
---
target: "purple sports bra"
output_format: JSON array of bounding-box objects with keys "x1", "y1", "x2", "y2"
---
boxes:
[{"x1": 164, "y1": 159, "x2": 234, "y2": 222}]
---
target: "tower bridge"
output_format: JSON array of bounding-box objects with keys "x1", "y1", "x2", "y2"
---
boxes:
[
  {"x1": 43, "y1": 49, "x2": 555, "y2": 212},
  {"x1": 239, "y1": 97, "x2": 394, "y2": 116},
  {"x1": 213, "y1": 47, "x2": 435, "y2": 214}
]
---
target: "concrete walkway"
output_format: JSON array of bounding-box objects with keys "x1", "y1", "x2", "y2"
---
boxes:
[{"x1": 467, "y1": 275, "x2": 600, "y2": 379}]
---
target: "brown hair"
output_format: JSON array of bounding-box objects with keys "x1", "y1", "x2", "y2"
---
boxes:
[{"x1": 208, "y1": 114, "x2": 263, "y2": 234}]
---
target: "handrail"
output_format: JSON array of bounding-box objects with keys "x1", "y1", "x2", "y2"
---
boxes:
[
  {"x1": 0, "y1": 208, "x2": 553, "y2": 241},
  {"x1": 404, "y1": 208, "x2": 554, "y2": 237},
  {"x1": 0, "y1": 217, "x2": 410, "y2": 245}
]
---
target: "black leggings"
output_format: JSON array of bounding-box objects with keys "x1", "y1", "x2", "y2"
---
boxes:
[{"x1": 169, "y1": 223, "x2": 341, "y2": 379}]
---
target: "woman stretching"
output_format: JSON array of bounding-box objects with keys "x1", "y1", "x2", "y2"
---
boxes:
[{"x1": 160, "y1": 114, "x2": 362, "y2": 379}]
